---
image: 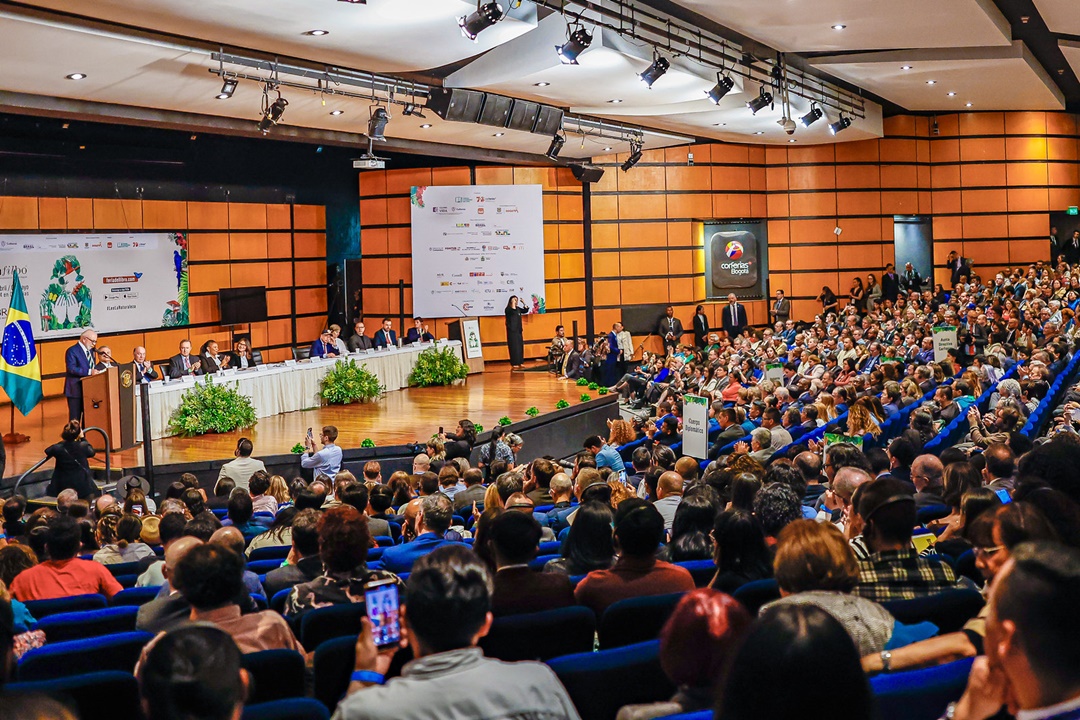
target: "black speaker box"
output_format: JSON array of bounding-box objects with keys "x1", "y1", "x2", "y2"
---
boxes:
[
  {"x1": 425, "y1": 88, "x2": 485, "y2": 123},
  {"x1": 477, "y1": 94, "x2": 513, "y2": 126},
  {"x1": 570, "y1": 163, "x2": 605, "y2": 183},
  {"x1": 506, "y1": 100, "x2": 541, "y2": 132},
  {"x1": 533, "y1": 106, "x2": 564, "y2": 136}
]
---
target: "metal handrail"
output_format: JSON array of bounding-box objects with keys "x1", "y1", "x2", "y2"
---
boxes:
[{"x1": 8, "y1": 426, "x2": 111, "y2": 499}]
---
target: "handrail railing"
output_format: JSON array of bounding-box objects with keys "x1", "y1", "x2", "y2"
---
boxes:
[
  {"x1": 8, "y1": 427, "x2": 111, "y2": 499},
  {"x1": 11, "y1": 456, "x2": 50, "y2": 498}
]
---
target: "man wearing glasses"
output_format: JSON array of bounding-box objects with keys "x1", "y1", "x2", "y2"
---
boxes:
[
  {"x1": 63, "y1": 328, "x2": 99, "y2": 421},
  {"x1": 93, "y1": 345, "x2": 116, "y2": 372}
]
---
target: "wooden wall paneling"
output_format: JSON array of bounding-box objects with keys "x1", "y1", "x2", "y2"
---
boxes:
[
  {"x1": 0, "y1": 196, "x2": 40, "y2": 229},
  {"x1": 37, "y1": 198, "x2": 67, "y2": 229}
]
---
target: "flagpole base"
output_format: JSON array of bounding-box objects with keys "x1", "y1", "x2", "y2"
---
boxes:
[{"x1": 3, "y1": 432, "x2": 29, "y2": 444}]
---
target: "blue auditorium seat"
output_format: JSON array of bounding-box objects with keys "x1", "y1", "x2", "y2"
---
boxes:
[
  {"x1": 871, "y1": 657, "x2": 974, "y2": 720},
  {"x1": 36, "y1": 606, "x2": 139, "y2": 643},
  {"x1": 732, "y1": 578, "x2": 780, "y2": 615},
  {"x1": 110, "y1": 586, "x2": 162, "y2": 607},
  {"x1": 598, "y1": 591, "x2": 686, "y2": 649},
  {"x1": 298, "y1": 602, "x2": 366, "y2": 650},
  {"x1": 675, "y1": 559, "x2": 718, "y2": 587},
  {"x1": 548, "y1": 640, "x2": 675, "y2": 720},
  {"x1": 248, "y1": 544, "x2": 291, "y2": 561},
  {"x1": 242, "y1": 649, "x2": 307, "y2": 704},
  {"x1": 242, "y1": 698, "x2": 330, "y2": 720},
  {"x1": 17, "y1": 631, "x2": 155, "y2": 681},
  {"x1": 2, "y1": 670, "x2": 140, "y2": 720},
  {"x1": 479, "y1": 606, "x2": 596, "y2": 662},
  {"x1": 312, "y1": 636, "x2": 355, "y2": 710},
  {"x1": 24, "y1": 593, "x2": 106, "y2": 619},
  {"x1": 881, "y1": 588, "x2": 985, "y2": 634}
]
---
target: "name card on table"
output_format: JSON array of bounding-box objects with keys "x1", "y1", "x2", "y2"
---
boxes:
[
  {"x1": 285, "y1": 359, "x2": 297, "y2": 367},
  {"x1": 256, "y1": 364, "x2": 269, "y2": 372},
  {"x1": 181, "y1": 375, "x2": 196, "y2": 384}
]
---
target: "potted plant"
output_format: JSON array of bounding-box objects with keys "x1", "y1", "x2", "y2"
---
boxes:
[
  {"x1": 408, "y1": 346, "x2": 469, "y2": 387},
  {"x1": 320, "y1": 359, "x2": 385, "y2": 405},
  {"x1": 168, "y1": 375, "x2": 257, "y2": 437}
]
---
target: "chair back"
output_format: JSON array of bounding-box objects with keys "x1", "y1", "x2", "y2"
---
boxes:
[
  {"x1": 916, "y1": 504, "x2": 951, "y2": 525},
  {"x1": 299, "y1": 602, "x2": 366, "y2": 650},
  {"x1": 548, "y1": 640, "x2": 675, "y2": 720},
  {"x1": 103, "y1": 561, "x2": 144, "y2": 578},
  {"x1": 598, "y1": 591, "x2": 686, "y2": 649},
  {"x1": 2, "y1": 670, "x2": 140, "y2": 720},
  {"x1": 241, "y1": 699, "x2": 330, "y2": 720},
  {"x1": 293, "y1": 346, "x2": 311, "y2": 361},
  {"x1": 675, "y1": 559, "x2": 718, "y2": 588},
  {"x1": 480, "y1": 606, "x2": 595, "y2": 662},
  {"x1": 871, "y1": 657, "x2": 975, "y2": 720},
  {"x1": 248, "y1": 545, "x2": 291, "y2": 562},
  {"x1": 17, "y1": 631, "x2": 155, "y2": 681},
  {"x1": 881, "y1": 588, "x2": 985, "y2": 634},
  {"x1": 24, "y1": 593, "x2": 107, "y2": 619},
  {"x1": 37, "y1": 606, "x2": 139, "y2": 643},
  {"x1": 242, "y1": 649, "x2": 307, "y2": 704},
  {"x1": 110, "y1": 587, "x2": 161, "y2": 607},
  {"x1": 732, "y1": 578, "x2": 781, "y2": 615},
  {"x1": 312, "y1": 636, "x2": 356, "y2": 710}
]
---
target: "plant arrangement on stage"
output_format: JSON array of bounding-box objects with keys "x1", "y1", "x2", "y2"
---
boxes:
[
  {"x1": 598, "y1": 387, "x2": 609, "y2": 395},
  {"x1": 474, "y1": 424, "x2": 484, "y2": 433},
  {"x1": 525, "y1": 406, "x2": 539, "y2": 418},
  {"x1": 361, "y1": 438, "x2": 376, "y2": 448},
  {"x1": 168, "y1": 376, "x2": 256, "y2": 437},
  {"x1": 555, "y1": 399, "x2": 570, "y2": 410},
  {"x1": 498, "y1": 416, "x2": 512, "y2": 426},
  {"x1": 290, "y1": 443, "x2": 305, "y2": 454},
  {"x1": 588, "y1": 382, "x2": 600, "y2": 391},
  {"x1": 321, "y1": 359, "x2": 384, "y2": 405},
  {"x1": 579, "y1": 393, "x2": 591, "y2": 403},
  {"x1": 408, "y1": 346, "x2": 468, "y2": 387},
  {"x1": 575, "y1": 378, "x2": 589, "y2": 387}
]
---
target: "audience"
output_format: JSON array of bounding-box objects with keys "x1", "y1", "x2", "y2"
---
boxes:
[
  {"x1": 263, "y1": 509, "x2": 323, "y2": 599},
  {"x1": 379, "y1": 494, "x2": 468, "y2": 574},
  {"x1": 489, "y1": 510, "x2": 574, "y2": 615},
  {"x1": 138, "y1": 625, "x2": 247, "y2": 720},
  {"x1": 10, "y1": 516, "x2": 121, "y2": 601}
]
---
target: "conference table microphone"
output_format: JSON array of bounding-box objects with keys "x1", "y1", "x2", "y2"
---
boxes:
[{"x1": 451, "y1": 303, "x2": 468, "y2": 317}]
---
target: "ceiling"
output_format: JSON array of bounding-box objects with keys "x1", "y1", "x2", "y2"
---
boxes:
[{"x1": 0, "y1": 0, "x2": 1076, "y2": 164}]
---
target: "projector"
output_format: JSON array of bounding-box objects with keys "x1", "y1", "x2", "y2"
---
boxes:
[{"x1": 353, "y1": 157, "x2": 386, "y2": 170}]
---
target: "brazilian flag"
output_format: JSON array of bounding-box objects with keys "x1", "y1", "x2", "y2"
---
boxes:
[{"x1": 0, "y1": 270, "x2": 43, "y2": 415}]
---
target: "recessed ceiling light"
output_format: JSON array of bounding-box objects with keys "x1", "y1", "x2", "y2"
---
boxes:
[
  {"x1": 330, "y1": 109, "x2": 344, "y2": 115},
  {"x1": 608, "y1": 99, "x2": 623, "y2": 103},
  {"x1": 832, "y1": 24, "x2": 846, "y2": 30},
  {"x1": 965, "y1": 102, "x2": 973, "y2": 107},
  {"x1": 420, "y1": 123, "x2": 432, "y2": 129},
  {"x1": 754, "y1": 131, "x2": 765, "y2": 135},
  {"x1": 947, "y1": 92, "x2": 956, "y2": 97},
  {"x1": 190, "y1": 134, "x2": 197, "y2": 141},
  {"x1": 493, "y1": 132, "x2": 504, "y2": 137},
  {"x1": 789, "y1": 139, "x2": 797, "y2": 143},
  {"x1": 61, "y1": 122, "x2": 70, "y2": 129},
  {"x1": 926, "y1": 80, "x2": 936, "y2": 85},
  {"x1": 534, "y1": 82, "x2": 550, "y2": 87},
  {"x1": 901, "y1": 65, "x2": 912, "y2": 70},
  {"x1": 66, "y1": 73, "x2": 86, "y2": 80},
  {"x1": 78, "y1": 145, "x2": 86, "y2": 150},
  {"x1": 604, "y1": 146, "x2": 612, "y2": 151},
  {"x1": 305, "y1": 29, "x2": 329, "y2": 36}
]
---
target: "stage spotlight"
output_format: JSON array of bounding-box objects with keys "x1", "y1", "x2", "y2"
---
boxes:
[
  {"x1": 621, "y1": 139, "x2": 644, "y2": 172},
  {"x1": 828, "y1": 114, "x2": 852, "y2": 135},
  {"x1": 545, "y1": 133, "x2": 565, "y2": 161},
  {"x1": 368, "y1": 106, "x2": 391, "y2": 141},
  {"x1": 459, "y1": 2, "x2": 504, "y2": 41},
  {"x1": 639, "y1": 55, "x2": 669, "y2": 88},
  {"x1": 746, "y1": 86, "x2": 773, "y2": 114},
  {"x1": 216, "y1": 78, "x2": 238, "y2": 100},
  {"x1": 257, "y1": 94, "x2": 288, "y2": 134},
  {"x1": 556, "y1": 25, "x2": 593, "y2": 64},
  {"x1": 705, "y1": 74, "x2": 734, "y2": 104},
  {"x1": 799, "y1": 105, "x2": 823, "y2": 127}
]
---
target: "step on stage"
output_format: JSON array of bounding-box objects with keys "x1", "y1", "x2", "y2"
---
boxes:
[{"x1": 3, "y1": 364, "x2": 619, "y2": 496}]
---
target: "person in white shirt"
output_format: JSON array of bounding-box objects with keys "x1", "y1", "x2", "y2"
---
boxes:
[
  {"x1": 653, "y1": 471, "x2": 684, "y2": 531},
  {"x1": 615, "y1": 323, "x2": 634, "y2": 375},
  {"x1": 302, "y1": 425, "x2": 342, "y2": 480},
  {"x1": 217, "y1": 438, "x2": 266, "y2": 493},
  {"x1": 330, "y1": 324, "x2": 350, "y2": 355}
]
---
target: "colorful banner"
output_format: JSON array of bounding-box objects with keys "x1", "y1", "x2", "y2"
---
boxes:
[
  {"x1": 0, "y1": 270, "x2": 43, "y2": 415},
  {"x1": 0, "y1": 232, "x2": 188, "y2": 339}
]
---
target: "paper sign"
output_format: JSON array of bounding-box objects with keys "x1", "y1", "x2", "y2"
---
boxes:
[{"x1": 682, "y1": 395, "x2": 710, "y2": 460}]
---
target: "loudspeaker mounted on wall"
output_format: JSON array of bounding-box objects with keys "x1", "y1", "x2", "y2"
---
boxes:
[{"x1": 570, "y1": 163, "x2": 605, "y2": 183}]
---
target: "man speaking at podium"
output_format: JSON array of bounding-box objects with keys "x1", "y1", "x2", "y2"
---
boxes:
[{"x1": 64, "y1": 329, "x2": 99, "y2": 421}]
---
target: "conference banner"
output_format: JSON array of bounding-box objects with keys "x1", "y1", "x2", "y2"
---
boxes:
[
  {"x1": 703, "y1": 220, "x2": 768, "y2": 300},
  {"x1": 0, "y1": 232, "x2": 189, "y2": 339},
  {"x1": 933, "y1": 326, "x2": 958, "y2": 363},
  {"x1": 682, "y1": 394, "x2": 710, "y2": 460},
  {"x1": 410, "y1": 184, "x2": 546, "y2": 318}
]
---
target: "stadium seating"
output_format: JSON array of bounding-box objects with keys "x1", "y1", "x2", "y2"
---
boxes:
[
  {"x1": 871, "y1": 657, "x2": 975, "y2": 720},
  {"x1": 17, "y1": 631, "x2": 155, "y2": 681},
  {"x1": 598, "y1": 592, "x2": 686, "y2": 649},
  {"x1": 548, "y1": 640, "x2": 676, "y2": 720},
  {"x1": 480, "y1": 606, "x2": 596, "y2": 662},
  {"x1": 24, "y1": 593, "x2": 107, "y2": 618},
  {"x1": 36, "y1": 606, "x2": 139, "y2": 643}
]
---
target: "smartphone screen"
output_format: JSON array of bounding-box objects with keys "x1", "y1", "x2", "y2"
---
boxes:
[
  {"x1": 1071, "y1": 408, "x2": 1080, "y2": 423},
  {"x1": 365, "y1": 580, "x2": 401, "y2": 649},
  {"x1": 439, "y1": 426, "x2": 444, "y2": 434},
  {"x1": 307, "y1": 427, "x2": 314, "y2": 440}
]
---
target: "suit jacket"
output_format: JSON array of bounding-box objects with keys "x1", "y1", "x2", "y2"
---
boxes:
[
  {"x1": 374, "y1": 329, "x2": 398, "y2": 349},
  {"x1": 309, "y1": 339, "x2": 339, "y2": 358},
  {"x1": 225, "y1": 352, "x2": 258, "y2": 369},
  {"x1": 64, "y1": 342, "x2": 95, "y2": 398},
  {"x1": 453, "y1": 484, "x2": 486, "y2": 514},
  {"x1": 721, "y1": 303, "x2": 748, "y2": 338},
  {"x1": 377, "y1": 533, "x2": 469, "y2": 574},
  {"x1": 881, "y1": 273, "x2": 900, "y2": 303},
  {"x1": 491, "y1": 566, "x2": 575, "y2": 616},
  {"x1": 348, "y1": 334, "x2": 374, "y2": 352},
  {"x1": 658, "y1": 317, "x2": 683, "y2": 345},
  {"x1": 709, "y1": 425, "x2": 747, "y2": 459},
  {"x1": 263, "y1": 555, "x2": 323, "y2": 600},
  {"x1": 217, "y1": 456, "x2": 267, "y2": 491},
  {"x1": 168, "y1": 353, "x2": 203, "y2": 379},
  {"x1": 405, "y1": 328, "x2": 435, "y2": 345},
  {"x1": 131, "y1": 361, "x2": 159, "y2": 383},
  {"x1": 200, "y1": 353, "x2": 224, "y2": 373},
  {"x1": 692, "y1": 314, "x2": 710, "y2": 347},
  {"x1": 772, "y1": 297, "x2": 790, "y2": 323}
]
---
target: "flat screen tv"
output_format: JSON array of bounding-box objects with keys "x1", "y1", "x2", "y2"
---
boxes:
[{"x1": 218, "y1": 286, "x2": 268, "y2": 325}]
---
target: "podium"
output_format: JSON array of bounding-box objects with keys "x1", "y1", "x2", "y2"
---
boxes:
[
  {"x1": 81, "y1": 366, "x2": 136, "y2": 451},
  {"x1": 447, "y1": 317, "x2": 485, "y2": 375}
]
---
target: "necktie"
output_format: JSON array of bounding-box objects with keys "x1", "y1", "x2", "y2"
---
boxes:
[
  {"x1": 183, "y1": 356, "x2": 189, "y2": 370},
  {"x1": 731, "y1": 305, "x2": 736, "y2": 325}
]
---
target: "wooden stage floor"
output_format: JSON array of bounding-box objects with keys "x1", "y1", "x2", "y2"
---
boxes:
[{"x1": 3, "y1": 365, "x2": 591, "y2": 477}]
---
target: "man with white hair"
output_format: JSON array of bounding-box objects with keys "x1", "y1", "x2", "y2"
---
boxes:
[{"x1": 132, "y1": 346, "x2": 159, "y2": 383}]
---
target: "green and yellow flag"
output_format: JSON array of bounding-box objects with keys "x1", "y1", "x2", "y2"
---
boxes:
[{"x1": 0, "y1": 270, "x2": 43, "y2": 415}]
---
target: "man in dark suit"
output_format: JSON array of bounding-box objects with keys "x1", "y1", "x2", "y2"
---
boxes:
[
  {"x1": 373, "y1": 318, "x2": 398, "y2": 349},
  {"x1": 657, "y1": 306, "x2": 683, "y2": 355},
  {"x1": 1068, "y1": 230, "x2": 1080, "y2": 266},
  {"x1": 168, "y1": 339, "x2": 203, "y2": 379},
  {"x1": 947, "y1": 251, "x2": 970, "y2": 286},
  {"x1": 692, "y1": 306, "x2": 710, "y2": 349},
  {"x1": 309, "y1": 329, "x2": 339, "y2": 359},
  {"x1": 489, "y1": 511, "x2": 574, "y2": 616},
  {"x1": 348, "y1": 321, "x2": 374, "y2": 352},
  {"x1": 771, "y1": 289, "x2": 790, "y2": 324},
  {"x1": 901, "y1": 262, "x2": 923, "y2": 294},
  {"x1": 709, "y1": 408, "x2": 747, "y2": 460},
  {"x1": 721, "y1": 293, "x2": 747, "y2": 340},
  {"x1": 64, "y1": 329, "x2": 98, "y2": 420},
  {"x1": 453, "y1": 469, "x2": 487, "y2": 514},
  {"x1": 881, "y1": 263, "x2": 900, "y2": 304},
  {"x1": 131, "y1": 346, "x2": 159, "y2": 384},
  {"x1": 405, "y1": 317, "x2": 435, "y2": 345}
]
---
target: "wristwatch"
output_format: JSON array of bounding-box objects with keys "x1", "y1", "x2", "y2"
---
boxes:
[{"x1": 879, "y1": 650, "x2": 892, "y2": 673}]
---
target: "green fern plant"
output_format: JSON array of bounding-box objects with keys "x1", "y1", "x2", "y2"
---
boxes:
[
  {"x1": 555, "y1": 400, "x2": 570, "y2": 410},
  {"x1": 588, "y1": 382, "x2": 600, "y2": 391},
  {"x1": 320, "y1": 359, "x2": 384, "y2": 405},
  {"x1": 598, "y1": 387, "x2": 609, "y2": 395},
  {"x1": 168, "y1": 375, "x2": 257, "y2": 437},
  {"x1": 575, "y1": 377, "x2": 589, "y2": 387},
  {"x1": 580, "y1": 393, "x2": 591, "y2": 402},
  {"x1": 361, "y1": 438, "x2": 376, "y2": 448},
  {"x1": 525, "y1": 406, "x2": 539, "y2": 418},
  {"x1": 290, "y1": 443, "x2": 305, "y2": 454},
  {"x1": 408, "y1": 346, "x2": 469, "y2": 387},
  {"x1": 498, "y1": 416, "x2": 512, "y2": 426},
  {"x1": 474, "y1": 424, "x2": 484, "y2": 433}
]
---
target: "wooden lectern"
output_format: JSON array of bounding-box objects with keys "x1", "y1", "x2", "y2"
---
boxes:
[
  {"x1": 447, "y1": 317, "x2": 485, "y2": 375},
  {"x1": 81, "y1": 366, "x2": 136, "y2": 451}
]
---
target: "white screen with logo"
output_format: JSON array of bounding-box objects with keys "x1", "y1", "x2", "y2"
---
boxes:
[{"x1": 409, "y1": 184, "x2": 546, "y2": 318}]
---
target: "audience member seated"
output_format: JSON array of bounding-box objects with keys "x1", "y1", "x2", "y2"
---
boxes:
[
  {"x1": 223, "y1": 491, "x2": 268, "y2": 536},
  {"x1": 575, "y1": 499, "x2": 695, "y2": 616},
  {"x1": 659, "y1": 487, "x2": 719, "y2": 563},
  {"x1": 138, "y1": 625, "x2": 247, "y2": 720},
  {"x1": 139, "y1": 542, "x2": 302, "y2": 660},
  {"x1": 652, "y1": 471, "x2": 684, "y2": 531},
  {"x1": 718, "y1": 603, "x2": 875, "y2": 720},
  {"x1": 709, "y1": 509, "x2": 773, "y2": 594},
  {"x1": 136, "y1": 513, "x2": 189, "y2": 588},
  {"x1": 616, "y1": 589, "x2": 751, "y2": 720},
  {"x1": 248, "y1": 471, "x2": 279, "y2": 516},
  {"x1": 245, "y1": 507, "x2": 297, "y2": 558},
  {"x1": 453, "y1": 468, "x2": 486, "y2": 514},
  {"x1": 379, "y1": 494, "x2": 469, "y2": 574},
  {"x1": 911, "y1": 454, "x2": 947, "y2": 509},
  {"x1": 285, "y1": 506, "x2": 400, "y2": 616},
  {"x1": 334, "y1": 546, "x2": 579, "y2": 720},
  {"x1": 92, "y1": 513, "x2": 156, "y2": 566},
  {"x1": 753, "y1": 482, "x2": 803, "y2": 546},
  {"x1": 11, "y1": 516, "x2": 122, "y2": 601},
  {"x1": 544, "y1": 501, "x2": 616, "y2": 576},
  {"x1": 210, "y1": 527, "x2": 265, "y2": 598},
  {"x1": 263, "y1": 509, "x2": 323, "y2": 600},
  {"x1": 852, "y1": 477, "x2": 959, "y2": 602},
  {"x1": 136, "y1": 537, "x2": 203, "y2": 633},
  {"x1": 217, "y1": 437, "x2": 266, "y2": 492},
  {"x1": 339, "y1": 483, "x2": 390, "y2": 539},
  {"x1": 525, "y1": 458, "x2": 558, "y2": 505},
  {"x1": 489, "y1": 511, "x2": 574, "y2": 616}
]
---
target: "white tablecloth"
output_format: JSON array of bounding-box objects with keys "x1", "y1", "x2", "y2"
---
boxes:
[{"x1": 135, "y1": 341, "x2": 461, "y2": 440}]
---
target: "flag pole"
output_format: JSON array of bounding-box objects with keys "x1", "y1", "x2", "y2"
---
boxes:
[{"x1": 2, "y1": 397, "x2": 29, "y2": 444}]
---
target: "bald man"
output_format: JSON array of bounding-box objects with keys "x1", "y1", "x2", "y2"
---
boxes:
[
  {"x1": 132, "y1": 346, "x2": 159, "y2": 383},
  {"x1": 64, "y1": 328, "x2": 99, "y2": 420},
  {"x1": 136, "y1": 536, "x2": 204, "y2": 633},
  {"x1": 910, "y1": 454, "x2": 946, "y2": 509},
  {"x1": 211, "y1": 527, "x2": 266, "y2": 598},
  {"x1": 654, "y1": 471, "x2": 684, "y2": 531}
]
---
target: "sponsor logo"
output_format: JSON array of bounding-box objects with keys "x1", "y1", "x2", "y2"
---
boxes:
[
  {"x1": 455, "y1": 196, "x2": 473, "y2": 203},
  {"x1": 495, "y1": 230, "x2": 510, "y2": 236},
  {"x1": 477, "y1": 207, "x2": 485, "y2": 214},
  {"x1": 104, "y1": 275, "x2": 140, "y2": 284},
  {"x1": 440, "y1": 282, "x2": 452, "y2": 286},
  {"x1": 720, "y1": 261, "x2": 752, "y2": 276},
  {"x1": 725, "y1": 240, "x2": 744, "y2": 260},
  {"x1": 469, "y1": 272, "x2": 487, "y2": 277},
  {"x1": 107, "y1": 242, "x2": 113, "y2": 248},
  {"x1": 455, "y1": 223, "x2": 470, "y2": 228},
  {"x1": 462, "y1": 302, "x2": 473, "y2": 311}
]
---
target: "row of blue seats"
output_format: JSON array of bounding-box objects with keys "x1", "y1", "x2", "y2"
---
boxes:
[
  {"x1": 1021, "y1": 350, "x2": 1080, "y2": 438},
  {"x1": 923, "y1": 362, "x2": 1022, "y2": 454}
]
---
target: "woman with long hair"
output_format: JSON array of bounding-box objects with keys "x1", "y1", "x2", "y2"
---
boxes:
[
  {"x1": 545, "y1": 502, "x2": 616, "y2": 576},
  {"x1": 846, "y1": 403, "x2": 881, "y2": 440},
  {"x1": 504, "y1": 295, "x2": 530, "y2": 369},
  {"x1": 817, "y1": 286, "x2": 839, "y2": 315},
  {"x1": 441, "y1": 419, "x2": 477, "y2": 461},
  {"x1": 849, "y1": 277, "x2": 866, "y2": 315},
  {"x1": 478, "y1": 425, "x2": 514, "y2": 480},
  {"x1": 45, "y1": 420, "x2": 98, "y2": 499},
  {"x1": 226, "y1": 336, "x2": 259, "y2": 369},
  {"x1": 93, "y1": 514, "x2": 155, "y2": 565},
  {"x1": 661, "y1": 490, "x2": 719, "y2": 563},
  {"x1": 246, "y1": 506, "x2": 299, "y2": 556},
  {"x1": 710, "y1": 509, "x2": 772, "y2": 594}
]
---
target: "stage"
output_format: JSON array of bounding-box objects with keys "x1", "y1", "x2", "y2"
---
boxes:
[{"x1": 3, "y1": 363, "x2": 604, "y2": 480}]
